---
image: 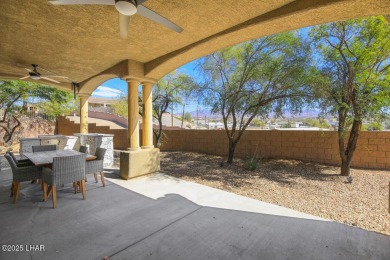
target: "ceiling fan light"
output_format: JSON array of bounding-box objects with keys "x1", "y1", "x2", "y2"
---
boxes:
[
  {"x1": 115, "y1": 0, "x2": 137, "y2": 16},
  {"x1": 30, "y1": 75, "x2": 40, "y2": 80}
]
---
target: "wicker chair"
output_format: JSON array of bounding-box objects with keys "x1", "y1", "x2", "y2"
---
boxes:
[
  {"x1": 7, "y1": 151, "x2": 33, "y2": 167},
  {"x1": 79, "y1": 145, "x2": 88, "y2": 153},
  {"x1": 32, "y1": 145, "x2": 57, "y2": 152},
  {"x1": 79, "y1": 145, "x2": 89, "y2": 181},
  {"x1": 85, "y1": 148, "x2": 106, "y2": 187},
  {"x1": 31, "y1": 145, "x2": 56, "y2": 184},
  {"x1": 4, "y1": 154, "x2": 42, "y2": 203},
  {"x1": 42, "y1": 154, "x2": 86, "y2": 209}
]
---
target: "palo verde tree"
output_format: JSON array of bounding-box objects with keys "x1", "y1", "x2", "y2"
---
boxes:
[
  {"x1": 0, "y1": 80, "x2": 73, "y2": 144},
  {"x1": 153, "y1": 71, "x2": 198, "y2": 147},
  {"x1": 199, "y1": 32, "x2": 313, "y2": 163},
  {"x1": 310, "y1": 16, "x2": 390, "y2": 176}
]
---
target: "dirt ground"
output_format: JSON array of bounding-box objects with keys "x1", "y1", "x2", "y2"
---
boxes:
[{"x1": 160, "y1": 151, "x2": 390, "y2": 236}]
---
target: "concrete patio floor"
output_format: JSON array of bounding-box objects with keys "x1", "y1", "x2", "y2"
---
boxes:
[{"x1": 0, "y1": 168, "x2": 389, "y2": 260}]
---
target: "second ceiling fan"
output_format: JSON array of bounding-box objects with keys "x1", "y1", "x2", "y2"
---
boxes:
[{"x1": 48, "y1": 0, "x2": 183, "y2": 39}]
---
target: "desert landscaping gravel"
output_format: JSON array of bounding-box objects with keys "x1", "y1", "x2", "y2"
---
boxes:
[{"x1": 160, "y1": 151, "x2": 390, "y2": 236}]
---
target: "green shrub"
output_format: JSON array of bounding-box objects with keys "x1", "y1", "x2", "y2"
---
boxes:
[{"x1": 244, "y1": 153, "x2": 261, "y2": 171}]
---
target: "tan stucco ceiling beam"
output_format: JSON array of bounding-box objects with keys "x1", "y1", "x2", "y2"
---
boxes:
[{"x1": 79, "y1": 59, "x2": 157, "y2": 95}]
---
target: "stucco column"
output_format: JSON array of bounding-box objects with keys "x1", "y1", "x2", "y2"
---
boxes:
[
  {"x1": 142, "y1": 82, "x2": 154, "y2": 149},
  {"x1": 79, "y1": 94, "x2": 90, "y2": 134},
  {"x1": 127, "y1": 80, "x2": 140, "y2": 150}
]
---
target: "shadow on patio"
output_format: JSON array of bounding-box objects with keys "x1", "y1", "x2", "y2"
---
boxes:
[{"x1": 0, "y1": 168, "x2": 389, "y2": 260}]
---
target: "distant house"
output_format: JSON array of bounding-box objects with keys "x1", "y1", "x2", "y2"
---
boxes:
[
  {"x1": 207, "y1": 122, "x2": 224, "y2": 129},
  {"x1": 89, "y1": 97, "x2": 116, "y2": 108},
  {"x1": 269, "y1": 123, "x2": 280, "y2": 129}
]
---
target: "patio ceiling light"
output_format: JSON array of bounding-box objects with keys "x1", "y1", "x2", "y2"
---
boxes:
[
  {"x1": 20, "y1": 64, "x2": 65, "y2": 84},
  {"x1": 115, "y1": 0, "x2": 137, "y2": 16},
  {"x1": 29, "y1": 74, "x2": 40, "y2": 80}
]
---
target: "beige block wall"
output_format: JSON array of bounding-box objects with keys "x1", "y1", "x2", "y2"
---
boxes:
[
  {"x1": 161, "y1": 130, "x2": 390, "y2": 169},
  {"x1": 56, "y1": 117, "x2": 390, "y2": 170}
]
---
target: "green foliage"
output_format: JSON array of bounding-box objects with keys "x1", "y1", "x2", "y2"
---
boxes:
[
  {"x1": 153, "y1": 71, "x2": 198, "y2": 118},
  {"x1": 153, "y1": 71, "x2": 199, "y2": 147},
  {"x1": 199, "y1": 31, "x2": 313, "y2": 162},
  {"x1": 244, "y1": 151, "x2": 261, "y2": 171},
  {"x1": 310, "y1": 16, "x2": 390, "y2": 122},
  {"x1": 362, "y1": 121, "x2": 384, "y2": 131},
  {"x1": 0, "y1": 80, "x2": 70, "y2": 108},
  {"x1": 361, "y1": 124, "x2": 369, "y2": 131},
  {"x1": 368, "y1": 121, "x2": 384, "y2": 131},
  {"x1": 310, "y1": 16, "x2": 390, "y2": 175},
  {"x1": 251, "y1": 118, "x2": 265, "y2": 127},
  {"x1": 303, "y1": 118, "x2": 330, "y2": 129},
  {"x1": 37, "y1": 95, "x2": 76, "y2": 117},
  {"x1": 0, "y1": 80, "x2": 72, "y2": 143},
  {"x1": 183, "y1": 112, "x2": 192, "y2": 122},
  {"x1": 111, "y1": 95, "x2": 129, "y2": 117}
]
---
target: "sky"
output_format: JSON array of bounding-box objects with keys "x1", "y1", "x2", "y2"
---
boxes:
[{"x1": 92, "y1": 26, "x2": 312, "y2": 114}]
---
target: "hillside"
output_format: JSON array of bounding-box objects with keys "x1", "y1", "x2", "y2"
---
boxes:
[{"x1": 0, "y1": 117, "x2": 55, "y2": 154}]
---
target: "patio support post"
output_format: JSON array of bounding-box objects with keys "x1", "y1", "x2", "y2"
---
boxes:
[
  {"x1": 141, "y1": 82, "x2": 154, "y2": 149},
  {"x1": 79, "y1": 94, "x2": 90, "y2": 133},
  {"x1": 120, "y1": 77, "x2": 160, "y2": 180},
  {"x1": 127, "y1": 80, "x2": 140, "y2": 150}
]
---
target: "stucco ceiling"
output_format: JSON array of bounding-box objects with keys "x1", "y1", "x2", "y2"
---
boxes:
[{"x1": 0, "y1": 0, "x2": 389, "y2": 93}]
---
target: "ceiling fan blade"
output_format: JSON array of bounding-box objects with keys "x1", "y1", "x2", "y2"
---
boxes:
[
  {"x1": 119, "y1": 13, "x2": 130, "y2": 39},
  {"x1": 25, "y1": 68, "x2": 33, "y2": 72},
  {"x1": 40, "y1": 75, "x2": 69, "y2": 78},
  {"x1": 137, "y1": 5, "x2": 183, "y2": 33},
  {"x1": 20, "y1": 76, "x2": 30, "y2": 80},
  {"x1": 41, "y1": 77, "x2": 61, "y2": 84},
  {"x1": 48, "y1": 0, "x2": 115, "y2": 5}
]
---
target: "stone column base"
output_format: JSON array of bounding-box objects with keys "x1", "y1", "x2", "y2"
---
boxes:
[{"x1": 119, "y1": 148, "x2": 160, "y2": 180}]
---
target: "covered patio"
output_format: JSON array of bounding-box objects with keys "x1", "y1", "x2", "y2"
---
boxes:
[
  {"x1": 1, "y1": 1, "x2": 390, "y2": 259},
  {"x1": 0, "y1": 169, "x2": 389, "y2": 259},
  {"x1": 1, "y1": 0, "x2": 389, "y2": 178}
]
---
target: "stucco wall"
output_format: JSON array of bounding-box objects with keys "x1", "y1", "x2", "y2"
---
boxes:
[{"x1": 56, "y1": 117, "x2": 390, "y2": 169}]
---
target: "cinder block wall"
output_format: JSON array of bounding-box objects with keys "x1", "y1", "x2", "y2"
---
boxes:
[
  {"x1": 56, "y1": 117, "x2": 390, "y2": 169},
  {"x1": 161, "y1": 130, "x2": 390, "y2": 169}
]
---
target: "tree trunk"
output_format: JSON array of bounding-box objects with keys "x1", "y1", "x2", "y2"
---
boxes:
[
  {"x1": 181, "y1": 103, "x2": 185, "y2": 128},
  {"x1": 154, "y1": 130, "x2": 162, "y2": 148},
  {"x1": 339, "y1": 119, "x2": 362, "y2": 176},
  {"x1": 340, "y1": 157, "x2": 351, "y2": 176},
  {"x1": 227, "y1": 140, "x2": 237, "y2": 163},
  {"x1": 154, "y1": 117, "x2": 164, "y2": 148}
]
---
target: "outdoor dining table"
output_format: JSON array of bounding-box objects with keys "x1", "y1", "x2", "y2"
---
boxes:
[
  {"x1": 23, "y1": 149, "x2": 96, "y2": 166},
  {"x1": 23, "y1": 149, "x2": 96, "y2": 198}
]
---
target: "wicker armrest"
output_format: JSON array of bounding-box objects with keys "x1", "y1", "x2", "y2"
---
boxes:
[{"x1": 7, "y1": 151, "x2": 34, "y2": 167}]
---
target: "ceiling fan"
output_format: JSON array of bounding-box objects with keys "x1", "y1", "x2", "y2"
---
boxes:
[
  {"x1": 20, "y1": 64, "x2": 68, "y2": 84},
  {"x1": 48, "y1": 0, "x2": 183, "y2": 39}
]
